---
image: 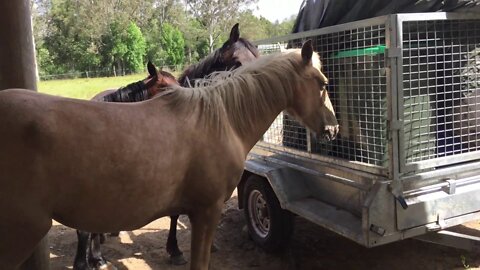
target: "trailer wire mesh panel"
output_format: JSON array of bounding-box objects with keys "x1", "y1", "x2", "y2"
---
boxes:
[
  {"x1": 257, "y1": 13, "x2": 480, "y2": 173},
  {"x1": 402, "y1": 19, "x2": 480, "y2": 166},
  {"x1": 259, "y1": 24, "x2": 389, "y2": 167}
]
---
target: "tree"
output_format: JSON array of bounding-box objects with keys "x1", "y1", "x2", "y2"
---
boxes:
[
  {"x1": 101, "y1": 21, "x2": 146, "y2": 74},
  {"x1": 270, "y1": 15, "x2": 296, "y2": 37},
  {"x1": 39, "y1": 0, "x2": 103, "y2": 75},
  {"x1": 144, "y1": 0, "x2": 190, "y2": 66},
  {"x1": 186, "y1": 0, "x2": 258, "y2": 52},
  {"x1": 160, "y1": 2, "x2": 208, "y2": 64},
  {"x1": 32, "y1": 0, "x2": 299, "y2": 77},
  {"x1": 158, "y1": 23, "x2": 185, "y2": 67},
  {"x1": 237, "y1": 10, "x2": 270, "y2": 41},
  {"x1": 36, "y1": 46, "x2": 58, "y2": 77},
  {"x1": 124, "y1": 22, "x2": 147, "y2": 72}
]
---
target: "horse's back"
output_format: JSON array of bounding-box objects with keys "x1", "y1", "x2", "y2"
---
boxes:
[
  {"x1": 0, "y1": 89, "x2": 53, "y2": 140},
  {"x1": 0, "y1": 89, "x2": 60, "y2": 178},
  {"x1": 0, "y1": 88, "x2": 238, "y2": 230},
  {"x1": 0, "y1": 89, "x2": 192, "y2": 226}
]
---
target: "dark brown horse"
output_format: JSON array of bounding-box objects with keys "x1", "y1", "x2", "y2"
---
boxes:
[
  {"x1": 73, "y1": 62, "x2": 179, "y2": 270},
  {"x1": 178, "y1": 23, "x2": 259, "y2": 87},
  {"x1": 74, "y1": 23, "x2": 260, "y2": 269},
  {"x1": 0, "y1": 40, "x2": 338, "y2": 270}
]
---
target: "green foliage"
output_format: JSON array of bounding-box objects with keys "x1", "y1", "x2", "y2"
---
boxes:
[
  {"x1": 271, "y1": 15, "x2": 296, "y2": 37},
  {"x1": 36, "y1": 46, "x2": 60, "y2": 76},
  {"x1": 237, "y1": 11, "x2": 270, "y2": 41},
  {"x1": 186, "y1": 0, "x2": 259, "y2": 52},
  {"x1": 159, "y1": 23, "x2": 185, "y2": 66},
  {"x1": 32, "y1": 0, "x2": 299, "y2": 77},
  {"x1": 181, "y1": 18, "x2": 209, "y2": 64},
  {"x1": 100, "y1": 21, "x2": 146, "y2": 73},
  {"x1": 39, "y1": 0, "x2": 103, "y2": 75},
  {"x1": 124, "y1": 22, "x2": 147, "y2": 72},
  {"x1": 145, "y1": 20, "x2": 163, "y2": 67}
]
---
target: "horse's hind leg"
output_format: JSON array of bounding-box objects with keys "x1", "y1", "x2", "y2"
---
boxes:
[
  {"x1": 167, "y1": 215, "x2": 187, "y2": 265},
  {"x1": 73, "y1": 230, "x2": 91, "y2": 270},
  {"x1": 74, "y1": 232, "x2": 109, "y2": 270},
  {"x1": 188, "y1": 205, "x2": 223, "y2": 270},
  {"x1": 88, "y1": 233, "x2": 109, "y2": 269}
]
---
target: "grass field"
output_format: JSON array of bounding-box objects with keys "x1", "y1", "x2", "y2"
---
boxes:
[{"x1": 38, "y1": 74, "x2": 146, "y2": 100}]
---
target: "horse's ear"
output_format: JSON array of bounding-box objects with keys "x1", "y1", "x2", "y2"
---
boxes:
[
  {"x1": 301, "y1": 40, "x2": 313, "y2": 65},
  {"x1": 147, "y1": 61, "x2": 157, "y2": 77},
  {"x1": 229, "y1": 23, "x2": 240, "y2": 43}
]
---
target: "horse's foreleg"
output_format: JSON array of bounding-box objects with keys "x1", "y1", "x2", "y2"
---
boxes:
[
  {"x1": 188, "y1": 205, "x2": 222, "y2": 270},
  {"x1": 73, "y1": 230, "x2": 91, "y2": 270},
  {"x1": 167, "y1": 215, "x2": 188, "y2": 265},
  {"x1": 0, "y1": 215, "x2": 51, "y2": 269}
]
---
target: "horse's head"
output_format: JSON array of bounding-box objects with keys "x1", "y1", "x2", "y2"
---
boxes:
[
  {"x1": 178, "y1": 23, "x2": 259, "y2": 87},
  {"x1": 219, "y1": 23, "x2": 260, "y2": 70},
  {"x1": 287, "y1": 40, "x2": 339, "y2": 141},
  {"x1": 145, "y1": 61, "x2": 179, "y2": 97}
]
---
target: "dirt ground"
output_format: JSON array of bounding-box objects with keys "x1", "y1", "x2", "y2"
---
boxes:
[{"x1": 48, "y1": 190, "x2": 480, "y2": 270}]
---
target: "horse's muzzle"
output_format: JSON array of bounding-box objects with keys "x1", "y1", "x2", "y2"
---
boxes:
[{"x1": 322, "y1": 125, "x2": 339, "y2": 141}]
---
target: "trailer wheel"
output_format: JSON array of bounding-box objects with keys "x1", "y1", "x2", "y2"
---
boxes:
[{"x1": 244, "y1": 176, "x2": 293, "y2": 252}]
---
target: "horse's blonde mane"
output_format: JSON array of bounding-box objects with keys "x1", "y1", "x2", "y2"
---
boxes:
[
  {"x1": 177, "y1": 50, "x2": 223, "y2": 85},
  {"x1": 160, "y1": 49, "x2": 322, "y2": 137}
]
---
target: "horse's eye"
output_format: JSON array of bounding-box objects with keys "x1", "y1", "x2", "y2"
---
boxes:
[{"x1": 316, "y1": 78, "x2": 326, "y2": 87}]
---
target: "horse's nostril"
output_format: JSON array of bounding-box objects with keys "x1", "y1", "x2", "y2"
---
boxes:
[
  {"x1": 323, "y1": 125, "x2": 339, "y2": 141},
  {"x1": 333, "y1": 128, "x2": 338, "y2": 139}
]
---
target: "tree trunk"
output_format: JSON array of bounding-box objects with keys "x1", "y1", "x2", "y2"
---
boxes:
[
  {"x1": 188, "y1": 47, "x2": 192, "y2": 64},
  {"x1": 209, "y1": 33, "x2": 214, "y2": 53},
  {"x1": 0, "y1": 0, "x2": 38, "y2": 90}
]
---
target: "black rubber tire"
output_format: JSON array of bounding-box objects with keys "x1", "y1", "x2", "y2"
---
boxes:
[{"x1": 243, "y1": 175, "x2": 294, "y2": 252}]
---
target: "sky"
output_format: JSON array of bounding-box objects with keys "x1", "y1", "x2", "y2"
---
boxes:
[{"x1": 251, "y1": 0, "x2": 304, "y2": 23}]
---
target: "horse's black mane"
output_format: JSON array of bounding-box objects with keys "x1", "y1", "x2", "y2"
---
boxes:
[
  {"x1": 177, "y1": 50, "x2": 223, "y2": 87},
  {"x1": 178, "y1": 38, "x2": 259, "y2": 87},
  {"x1": 102, "y1": 79, "x2": 152, "y2": 103}
]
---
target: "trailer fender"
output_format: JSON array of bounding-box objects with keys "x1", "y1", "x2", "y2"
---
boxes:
[{"x1": 238, "y1": 158, "x2": 309, "y2": 210}]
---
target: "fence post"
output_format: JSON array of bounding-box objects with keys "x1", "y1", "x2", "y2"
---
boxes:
[{"x1": 0, "y1": 1, "x2": 50, "y2": 268}]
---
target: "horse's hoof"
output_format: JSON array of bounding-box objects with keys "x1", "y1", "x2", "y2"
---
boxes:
[
  {"x1": 170, "y1": 254, "x2": 188, "y2": 265},
  {"x1": 73, "y1": 262, "x2": 92, "y2": 270},
  {"x1": 211, "y1": 242, "x2": 220, "y2": 253},
  {"x1": 96, "y1": 261, "x2": 117, "y2": 270}
]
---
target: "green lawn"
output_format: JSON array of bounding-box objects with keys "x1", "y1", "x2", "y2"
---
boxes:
[{"x1": 38, "y1": 74, "x2": 146, "y2": 100}]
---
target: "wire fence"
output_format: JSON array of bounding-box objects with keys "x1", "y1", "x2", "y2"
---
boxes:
[{"x1": 39, "y1": 65, "x2": 183, "y2": 81}]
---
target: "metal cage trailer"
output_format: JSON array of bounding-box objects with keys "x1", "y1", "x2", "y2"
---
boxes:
[{"x1": 238, "y1": 13, "x2": 480, "y2": 252}]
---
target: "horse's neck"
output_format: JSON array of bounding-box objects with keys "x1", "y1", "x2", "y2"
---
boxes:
[
  {"x1": 179, "y1": 52, "x2": 221, "y2": 87},
  {"x1": 220, "y1": 69, "x2": 292, "y2": 153},
  {"x1": 104, "y1": 81, "x2": 149, "y2": 102}
]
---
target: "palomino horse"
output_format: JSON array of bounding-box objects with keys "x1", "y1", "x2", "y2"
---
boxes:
[
  {"x1": 74, "y1": 23, "x2": 259, "y2": 269},
  {"x1": 169, "y1": 22, "x2": 259, "y2": 265},
  {"x1": 73, "y1": 62, "x2": 179, "y2": 270},
  {"x1": 0, "y1": 40, "x2": 338, "y2": 270}
]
